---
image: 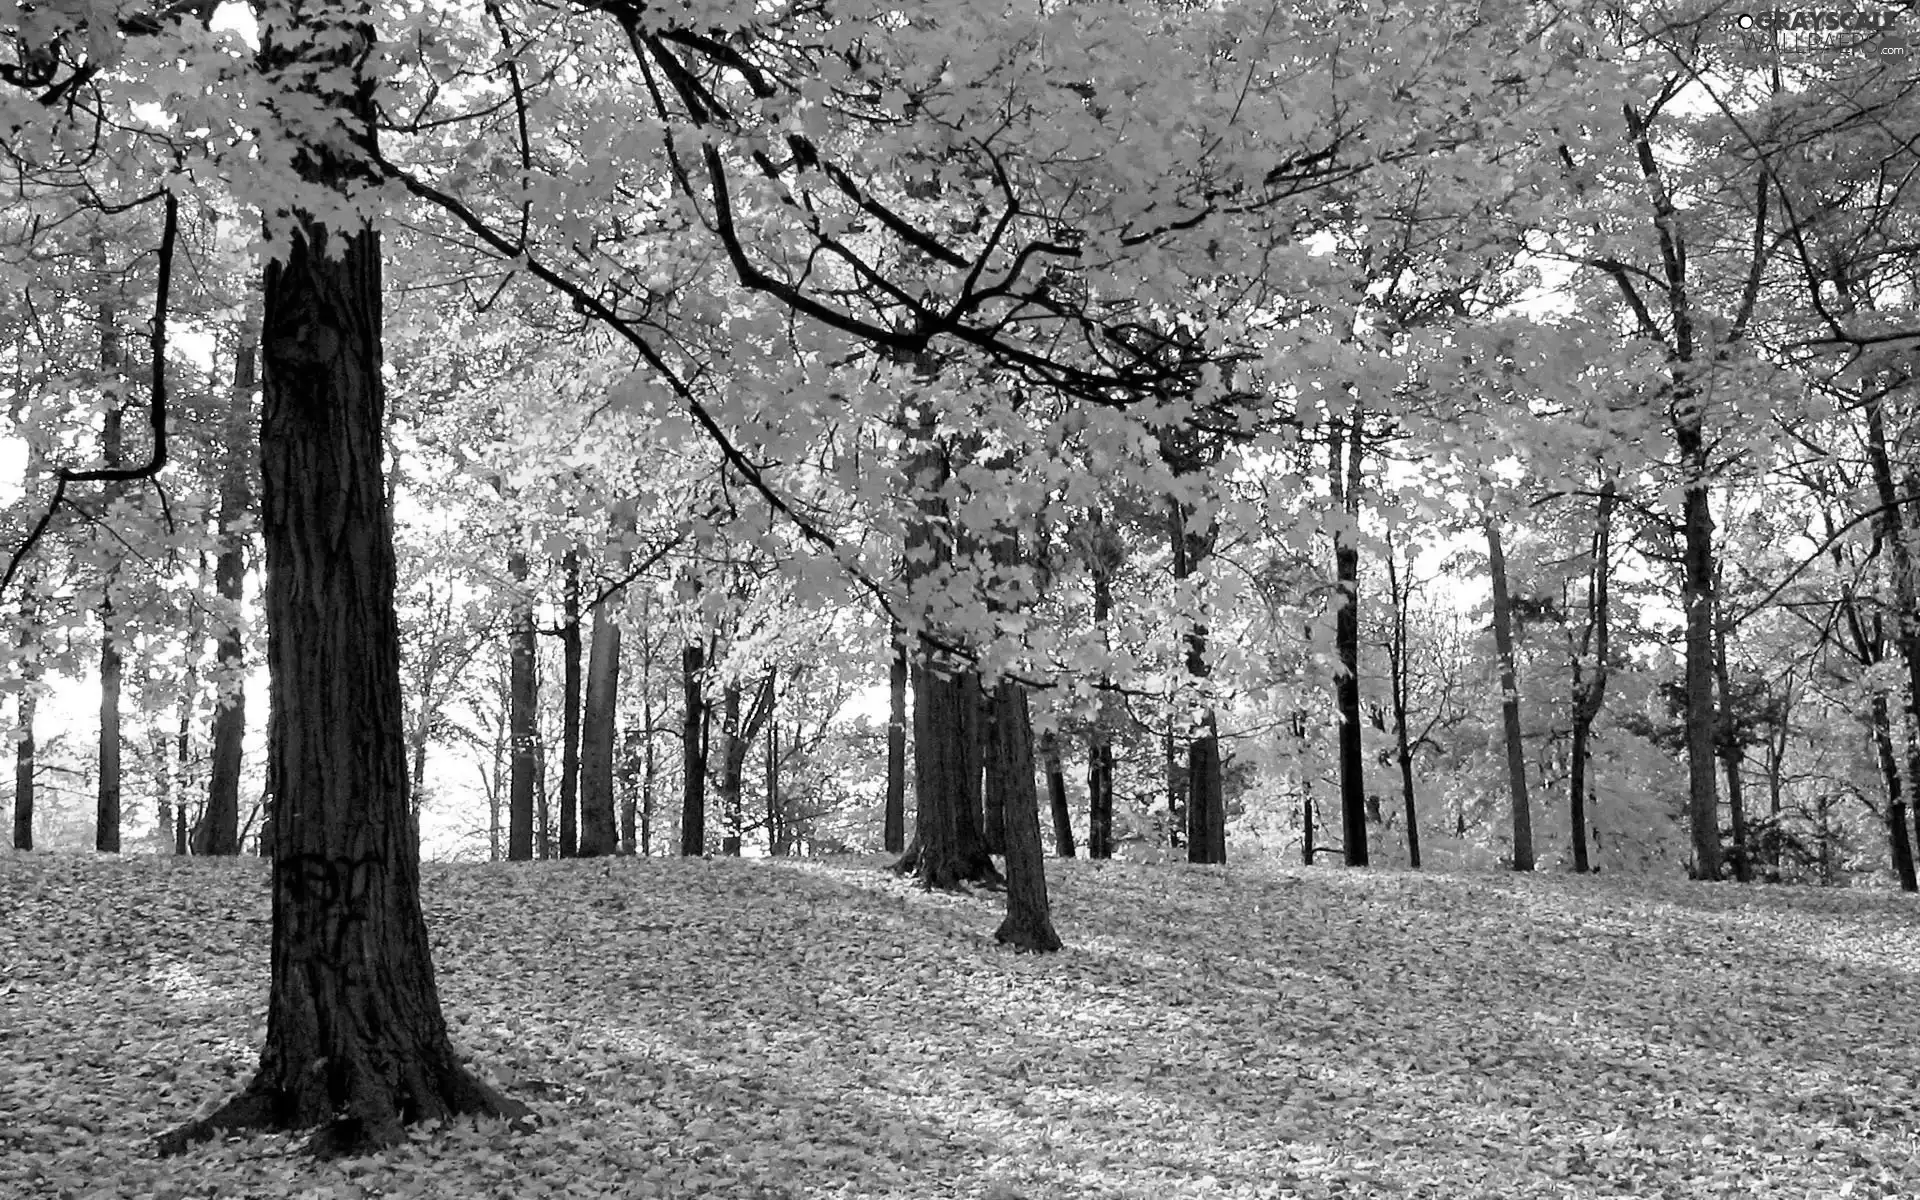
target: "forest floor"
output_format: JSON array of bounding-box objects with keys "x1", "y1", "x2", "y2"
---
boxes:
[{"x1": 1, "y1": 851, "x2": 1915, "y2": 1200}]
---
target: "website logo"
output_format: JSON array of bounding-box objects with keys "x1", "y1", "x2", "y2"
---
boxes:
[{"x1": 1729, "y1": 6, "x2": 1915, "y2": 59}]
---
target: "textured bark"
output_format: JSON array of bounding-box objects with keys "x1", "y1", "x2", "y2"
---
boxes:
[
  {"x1": 506, "y1": 550, "x2": 538, "y2": 862},
  {"x1": 680, "y1": 642, "x2": 708, "y2": 856},
  {"x1": 991, "y1": 683, "x2": 1060, "y2": 952},
  {"x1": 158, "y1": 38, "x2": 524, "y2": 1150},
  {"x1": 900, "y1": 663, "x2": 1000, "y2": 888},
  {"x1": 883, "y1": 621, "x2": 907, "y2": 853},
  {"x1": 1676, "y1": 393, "x2": 1722, "y2": 880},
  {"x1": 558, "y1": 549, "x2": 582, "y2": 858},
  {"x1": 1330, "y1": 413, "x2": 1367, "y2": 867},
  {"x1": 576, "y1": 600, "x2": 621, "y2": 857},
  {"x1": 1486, "y1": 518, "x2": 1533, "y2": 873},
  {"x1": 1041, "y1": 731, "x2": 1075, "y2": 857}
]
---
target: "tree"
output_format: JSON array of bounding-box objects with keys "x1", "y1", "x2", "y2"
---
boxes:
[
  {"x1": 156, "y1": 0, "x2": 526, "y2": 1156},
  {"x1": 1486, "y1": 517, "x2": 1534, "y2": 871},
  {"x1": 197, "y1": 329, "x2": 255, "y2": 857}
]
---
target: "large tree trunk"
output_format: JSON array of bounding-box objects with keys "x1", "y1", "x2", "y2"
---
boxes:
[
  {"x1": 576, "y1": 597, "x2": 622, "y2": 857},
  {"x1": 1040, "y1": 730, "x2": 1075, "y2": 857},
  {"x1": 558, "y1": 548, "x2": 582, "y2": 858},
  {"x1": 506, "y1": 549, "x2": 538, "y2": 862},
  {"x1": 1486, "y1": 518, "x2": 1533, "y2": 872},
  {"x1": 680, "y1": 641, "x2": 708, "y2": 855},
  {"x1": 158, "y1": 31, "x2": 524, "y2": 1150},
  {"x1": 990, "y1": 682, "x2": 1060, "y2": 951},
  {"x1": 200, "y1": 334, "x2": 254, "y2": 858},
  {"x1": 883, "y1": 621, "x2": 907, "y2": 853},
  {"x1": 901, "y1": 662, "x2": 1000, "y2": 887},
  {"x1": 1329, "y1": 412, "x2": 1368, "y2": 867}
]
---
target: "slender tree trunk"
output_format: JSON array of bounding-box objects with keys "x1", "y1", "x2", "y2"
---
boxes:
[
  {"x1": 680, "y1": 642, "x2": 708, "y2": 856},
  {"x1": 1676, "y1": 407, "x2": 1722, "y2": 879},
  {"x1": 1568, "y1": 479, "x2": 1615, "y2": 875},
  {"x1": 883, "y1": 620, "x2": 907, "y2": 853},
  {"x1": 577, "y1": 597, "x2": 622, "y2": 857},
  {"x1": 1486, "y1": 518, "x2": 1533, "y2": 872},
  {"x1": 1329, "y1": 412, "x2": 1368, "y2": 867},
  {"x1": 94, "y1": 245, "x2": 123, "y2": 856},
  {"x1": 13, "y1": 686, "x2": 34, "y2": 850},
  {"x1": 1384, "y1": 540, "x2": 1420, "y2": 869},
  {"x1": 1710, "y1": 583, "x2": 1751, "y2": 883},
  {"x1": 1869, "y1": 693, "x2": 1918, "y2": 891},
  {"x1": 641, "y1": 657, "x2": 656, "y2": 857},
  {"x1": 558, "y1": 548, "x2": 582, "y2": 858},
  {"x1": 765, "y1": 690, "x2": 779, "y2": 857},
  {"x1": 199, "y1": 334, "x2": 256, "y2": 857},
  {"x1": 1041, "y1": 731, "x2": 1075, "y2": 857},
  {"x1": 158, "y1": 41, "x2": 524, "y2": 1149},
  {"x1": 717, "y1": 675, "x2": 767, "y2": 858},
  {"x1": 1862, "y1": 396, "x2": 1920, "y2": 892},
  {"x1": 990, "y1": 682, "x2": 1060, "y2": 951},
  {"x1": 507, "y1": 550, "x2": 538, "y2": 862},
  {"x1": 618, "y1": 725, "x2": 640, "y2": 854},
  {"x1": 1171, "y1": 495, "x2": 1226, "y2": 865},
  {"x1": 1086, "y1": 509, "x2": 1117, "y2": 860}
]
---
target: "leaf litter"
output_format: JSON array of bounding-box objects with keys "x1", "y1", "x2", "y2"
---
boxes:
[{"x1": 0, "y1": 849, "x2": 1915, "y2": 1198}]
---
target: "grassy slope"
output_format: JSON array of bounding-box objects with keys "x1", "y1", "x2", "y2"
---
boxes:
[{"x1": 0, "y1": 851, "x2": 1915, "y2": 1199}]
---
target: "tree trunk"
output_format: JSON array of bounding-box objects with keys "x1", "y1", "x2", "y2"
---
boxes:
[
  {"x1": 1329, "y1": 412, "x2": 1367, "y2": 867},
  {"x1": 990, "y1": 682, "x2": 1061, "y2": 951},
  {"x1": 883, "y1": 620, "x2": 907, "y2": 853},
  {"x1": 981, "y1": 682, "x2": 1008, "y2": 856},
  {"x1": 1087, "y1": 741, "x2": 1114, "y2": 860},
  {"x1": 95, "y1": 246, "x2": 122, "y2": 856},
  {"x1": 618, "y1": 724, "x2": 641, "y2": 854},
  {"x1": 1676, "y1": 409, "x2": 1722, "y2": 879},
  {"x1": 1041, "y1": 731, "x2": 1075, "y2": 857},
  {"x1": 1568, "y1": 479, "x2": 1615, "y2": 875},
  {"x1": 157, "y1": 41, "x2": 525, "y2": 1150},
  {"x1": 1710, "y1": 583, "x2": 1751, "y2": 883},
  {"x1": 718, "y1": 670, "x2": 774, "y2": 858},
  {"x1": 1869, "y1": 692, "x2": 1917, "y2": 891},
  {"x1": 1486, "y1": 518, "x2": 1533, "y2": 872},
  {"x1": 901, "y1": 662, "x2": 1000, "y2": 888},
  {"x1": 577, "y1": 597, "x2": 622, "y2": 857},
  {"x1": 765, "y1": 693, "x2": 779, "y2": 856},
  {"x1": 1862, "y1": 395, "x2": 1920, "y2": 893},
  {"x1": 680, "y1": 641, "x2": 708, "y2": 855},
  {"x1": 1086, "y1": 508, "x2": 1117, "y2": 861},
  {"x1": 1171, "y1": 495, "x2": 1226, "y2": 865},
  {"x1": 558, "y1": 548, "x2": 582, "y2": 858},
  {"x1": 506, "y1": 550, "x2": 538, "y2": 862},
  {"x1": 199, "y1": 332, "x2": 256, "y2": 857},
  {"x1": 13, "y1": 685, "x2": 34, "y2": 850},
  {"x1": 1384, "y1": 540, "x2": 1420, "y2": 869}
]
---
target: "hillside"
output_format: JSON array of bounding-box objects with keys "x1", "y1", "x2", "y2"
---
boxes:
[{"x1": 1, "y1": 852, "x2": 1915, "y2": 1199}]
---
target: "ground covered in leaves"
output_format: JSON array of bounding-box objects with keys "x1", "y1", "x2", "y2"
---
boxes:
[{"x1": 1, "y1": 851, "x2": 1915, "y2": 1199}]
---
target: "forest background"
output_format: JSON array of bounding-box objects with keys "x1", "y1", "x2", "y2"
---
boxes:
[{"x1": 5, "y1": 0, "x2": 1920, "y2": 1166}]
